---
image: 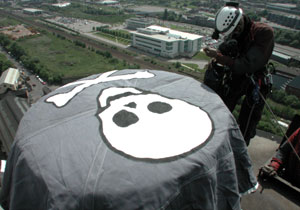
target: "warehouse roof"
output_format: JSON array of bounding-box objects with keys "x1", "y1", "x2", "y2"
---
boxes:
[
  {"x1": 0, "y1": 68, "x2": 19, "y2": 86},
  {"x1": 131, "y1": 25, "x2": 203, "y2": 42}
]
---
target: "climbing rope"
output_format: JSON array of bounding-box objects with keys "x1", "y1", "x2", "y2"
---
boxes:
[{"x1": 258, "y1": 90, "x2": 300, "y2": 164}]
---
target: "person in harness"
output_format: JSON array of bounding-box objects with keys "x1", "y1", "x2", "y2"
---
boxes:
[
  {"x1": 203, "y1": 2, "x2": 274, "y2": 146},
  {"x1": 260, "y1": 127, "x2": 300, "y2": 188}
]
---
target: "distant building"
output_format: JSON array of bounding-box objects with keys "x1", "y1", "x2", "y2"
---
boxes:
[
  {"x1": 271, "y1": 51, "x2": 291, "y2": 66},
  {"x1": 0, "y1": 92, "x2": 30, "y2": 159},
  {"x1": 267, "y1": 13, "x2": 300, "y2": 29},
  {"x1": 272, "y1": 65, "x2": 300, "y2": 95},
  {"x1": 286, "y1": 76, "x2": 300, "y2": 98},
  {"x1": 266, "y1": 3, "x2": 300, "y2": 16},
  {"x1": 23, "y1": 8, "x2": 43, "y2": 15},
  {"x1": 275, "y1": 66, "x2": 300, "y2": 78},
  {"x1": 186, "y1": 15, "x2": 215, "y2": 28},
  {"x1": 99, "y1": 0, "x2": 119, "y2": 5},
  {"x1": 130, "y1": 25, "x2": 203, "y2": 58},
  {"x1": 290, "y1": 55, "x2": 300, "y2": 67},
  {"x1": 272, "y1": 74, "x2": 291, "y2": 90},
  {"x1": 126, "y1": 6, "x2": 167, "y2": 17},
  {"x1": 126, "y1": 18, "x2": 154, "y2": 30},
  {"x1": 52, "y1": 2, "x2": 71, "y2": 8},
  {"x1": 0, "y1": 68, "x2": 20, "y2": 94}
]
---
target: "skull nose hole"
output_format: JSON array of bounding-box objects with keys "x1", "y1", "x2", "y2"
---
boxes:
[
  {"x1": 113, "y1": 110, "x2": 139, "y2": 127},
  {"x1": 148, "y1": 101, "x2": 172, "y2": 114},
  {"x1": 125, "y1": 102, "x2": 137, "y2": 108}
]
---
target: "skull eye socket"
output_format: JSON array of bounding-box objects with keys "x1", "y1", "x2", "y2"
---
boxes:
[
  {"x1": 113, "y1": 110, "x2": 139, "y2": 127},
  {"x1": 148, "y1": 101, "x2": 172, "y2": 114}
]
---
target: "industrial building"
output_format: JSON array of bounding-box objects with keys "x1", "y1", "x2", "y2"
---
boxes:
[
  {"x1": 186, "y1": 15, "x2": 215, "y2": 28},
  {"x1": 267, "y1": 13, "x2": 300, "y2": 29},
  {"x1": 126, "y1": 18, "x2": 154, "y2": 30},
  {"x1": 130, "y1": 25, "x2": 203, "y2": 58},
  {"x1": 23, "y1": 8, "x2": 43, "y2": 15},
  {"x1": 0, "y1": 92, "x2": 30, "y2": 159},
  {"x1": 0, "y1": 68, "x2": 20, "y2": 94},
  {"x1": 99, "y1": 0, "x2": 119, "y2": 5},
  {"x1": 286, "y1": 76, "x2": 300, "y2": 97},
  {"x1": 52, "y1": 2, "x2": 71, "y2": 8},
  {"x1": 271, "y1": 51, "x2": 291, "y2": 66}
]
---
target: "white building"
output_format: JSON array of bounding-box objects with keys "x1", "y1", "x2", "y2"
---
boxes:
[
  {"x1": 52, "y1": 2, "x2": 71, "y2": 8},
  {"x1": 130, "y1": 25, "x2": 203, "y2": 58},
  {"x1": 126, "y1": 18, "x2": 154, "y2": 30},
  {"x1": 0, "y1": 68, "x2": 20, "y2": 94},
  {"x1": 99, "y1": 0, "x2": 119, "y2": 5},
  {"x1": 23, "y1": 8, "x2": 43, "y2": 15}
]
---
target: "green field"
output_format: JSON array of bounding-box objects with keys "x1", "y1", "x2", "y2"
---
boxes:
[
  {"x1": 0, "y1": 16, "x2": 20, "y2": 27},
  {"x1": 94, "y1": 32, "x2": 131, "y2": 45},
  {"x1": 40, "y1": 3, "x2": 134, "y2": 24},
  {"x1": 192, "y1": 51, "x2": 210, "y2": 61},
  {"x1": 17, "y1": 32, "x2": 128, "y2": 79},
  {"x1": 182, "y1": 63, "x2": 201, "y2": 71}
]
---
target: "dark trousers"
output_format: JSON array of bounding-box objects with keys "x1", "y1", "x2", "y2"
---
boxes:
[{"x1": 221, "y1": 75, "x2": 269, "y2": 146}]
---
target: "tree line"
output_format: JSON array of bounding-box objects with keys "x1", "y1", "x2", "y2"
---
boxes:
[
  {"x1": 268, "y1": 89, "x2": 300, "y2": 119},
  {"x1": 95, "y1": 27, "x2": 131, "y2": 40},
  {"x1": 231, "y1": 88, "x2": 300, "y2": 137},
  {"x1": 0, "y1": 33, "x2": 63, "y2": 84},
  {"x1": 0, "y1": 32, "x2": 140, "y2": 84},
  {"x1": 273, "y1": 28, "x2": 300, "y2": 49},
  {"x1": 0, "y1": 53, "x2": 13, "y2": 74}
]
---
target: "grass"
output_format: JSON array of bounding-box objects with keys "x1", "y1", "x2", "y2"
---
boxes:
[
  {"x1": 0, "y1": 16, "x2": 20, "y2": 27},
  {"x1": 182, "y1": 63, "x2": 201, "y2": 71},
  {"x1": 169, "y1": 24, "x2": 190, "y2": 32},
  {"x1": 192, "y1": 51, "x2": 210, "y2": 61},
  {"x1": 94, "y1": 32, "x2": 131, "y2": 45},
  {"x1": 16, "y1": 32, "x2": 128, "y2": 78},
  {"x1": 40, "y1": 3, "x2": 134, "y2": 24}
]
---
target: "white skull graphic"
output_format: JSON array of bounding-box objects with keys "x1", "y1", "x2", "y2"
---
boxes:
[{"x1": 98, "y1": 87, "x2": 212, "y2": 160}]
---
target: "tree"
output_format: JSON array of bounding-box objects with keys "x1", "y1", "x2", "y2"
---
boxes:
[
  {"x1": 9, "y1": 42, "x2": 26, "y2": 60},
  {"x1": 270, "y1": 89, "x2": 285, "y2": 104},
  {"x1": 259, "y1": 10, "x2": 268, "y2": 17},
  {"x1": 247, "y1": 11, "x2": 260, "y2": 21},
  {"x1": 175, "y1": 62, "x2": 181, "y2": 68},
  {"x1": 290, "y1": 40, "x2": 299, "y2": 48},
  {"x1": 274, "y1": 28, "x2": 300, "y2": 49},
  {"x1": 104, "y1": 51, "x2": 112, "y2": 58},
  {"x1": 0, "y1": 34, "x2": 11, "y2": 49},
  {"x1": 163, "y1": 9, "x2": 168, "y2": 20},
  {"x1": 0, "y1": 59, "x2": 13, "y2": 73},
  {"x1": 284, "y1": 95, "x2": 300, "y2": 108}
]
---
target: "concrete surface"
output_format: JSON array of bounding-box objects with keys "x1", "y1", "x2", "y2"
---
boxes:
[{"x1": 241, "y1": 134, "x2": 300, "y2": 210}]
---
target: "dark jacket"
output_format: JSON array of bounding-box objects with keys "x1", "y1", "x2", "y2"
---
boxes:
[
  {"x1": 271, "y1": 128, "x2": 300, "y2": 187},
  {"x1": 215, "y1": 17, "x2": 274, "y2": 75}
]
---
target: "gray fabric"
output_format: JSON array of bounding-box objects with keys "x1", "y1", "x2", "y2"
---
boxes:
[{"x1": 0, "y1": 70, "x2": 257, "y2": 210}]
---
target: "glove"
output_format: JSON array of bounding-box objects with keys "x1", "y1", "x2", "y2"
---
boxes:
[{"x1": 260, "y1": 165, "x2": 277, "y2": 177}]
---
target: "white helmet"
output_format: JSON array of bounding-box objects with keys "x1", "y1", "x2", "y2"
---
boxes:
[{"x1": 215, "y1": 6, "x2": 243, "y2": 36}]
